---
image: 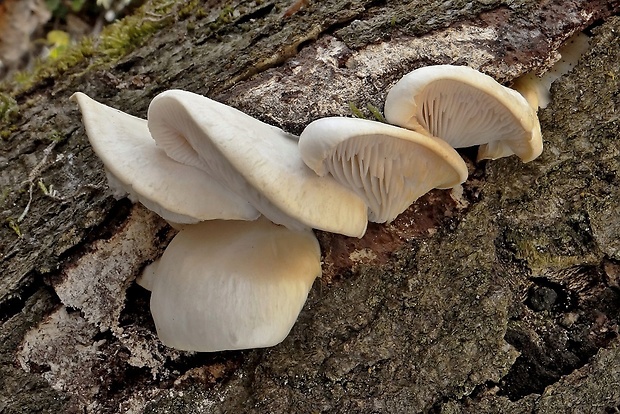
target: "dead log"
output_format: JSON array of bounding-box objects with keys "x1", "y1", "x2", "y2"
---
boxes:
[{"x1": 1, "y1": 0, "x2": 619, "y2": 412}]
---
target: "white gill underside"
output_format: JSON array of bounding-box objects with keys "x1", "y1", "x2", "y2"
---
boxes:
[
  {"x1": 326, "y1": 136, "x2": 442, "y2": 223},
  {"x1": 418, "y1": 80, "x2": 528, "y2": 147}
]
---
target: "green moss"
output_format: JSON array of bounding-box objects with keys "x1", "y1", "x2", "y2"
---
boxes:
[
  {"x1": 37, "y1": 179, "x2": 50, "y2": 196},
  {"x1": 218, "y1": 5, "x2": 236, "y2": 24},
  {"x1": 0, "y1": 93, "x2": 19, "y2": 139},
  {"x1": 0, "y1": 0, "x2": 176, "y2": 96},
  {"x1": 0, "y1": 125, "x2": 17, "y2": 140},
  {"x1": 515, "y1": 238, "x2": 599, "y2": 271},
  {"x1": 366, "y1": 103, "x2": 387, "y2": 123},
  {"x1": 0, "y1": 0, "x2": 251, "y2": 98},
  {"x1": 48, "y1": 131, "x2": 67, "y2": 143},
  {"x1": 0, "y1": 93, "x2": 18, "y2": 121},
  {"x1": 12, "y1": 37, "x2": 98, "y2": 92},
  {"x1": 0, "y1": 187, "x2": 9, "y2": 207},
  {"x1": 348, "y1": 101, "x2": 387, "y2": 122},
  {"x1": 5, "y1": 217, "x2": 22, "y2": 238},
  {"x1": 99, "y1": 9, "x2": 172, "y2": 59},
  {"x1": 194, "y1": 6, "x2": 208, "y2": 19},
  {"x1": 348, "y1": 101, "x2": 366, "y2": 118},
  {"x1": 54, "y1": 36, "x2": 95, "y2": 72},
  {"x1": 177, "y1": 0, "x2": 202, "y2": 19}
]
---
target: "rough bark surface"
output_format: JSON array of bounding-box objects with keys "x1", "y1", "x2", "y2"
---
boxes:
[{"x1": 0, "y1": 0, "x2": 619, "y2": 413}]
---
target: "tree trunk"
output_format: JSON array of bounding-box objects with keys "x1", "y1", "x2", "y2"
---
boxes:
[{"x1": 1, "y1": 0, "x2": 619, "y2": 412}]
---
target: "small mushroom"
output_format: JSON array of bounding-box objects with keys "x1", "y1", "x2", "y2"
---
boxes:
[
  {"x1": 72, "y1": 92, "x2": 260, "y2": 225},
  {"x1": 298, "y1": 117, "x2": 468, "y2": 223},
  {"x1": 143, "y1": 218, "x2": 321, "y2": 352},
  {"x1": 147, "y1": 90, "x2": 368, "y2": 237},
  {"x1": 513, "y1": 32, "x2": 590, "y2": 109},
  {"x1": 384, "y1": 65, "x2": 542, "y2": 162}
]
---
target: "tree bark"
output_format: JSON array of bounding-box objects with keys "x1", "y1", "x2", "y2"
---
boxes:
[{"x1": 1, "y1": 0, "x2": 619, "y2": 412}]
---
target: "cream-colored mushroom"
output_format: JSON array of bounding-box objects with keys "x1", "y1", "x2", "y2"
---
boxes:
[
  {"x1": 147, "y1": 89, "x2": 368, "y2": 237},
  {"x1": 384, "y1": 65, "x2": 542, "y2": 162},
  {"x1": 513, "y1": 32, "x2": 590, "y2": 109},
  {"x1": 298, "y1": 117, "x2": 468, "y2": 223},
  {"x1": 142, "y1": 218, "x2": 321, "y2": 352},
  {"x1": 72, "y1": 92, "x2": 259, "y2": 225}
]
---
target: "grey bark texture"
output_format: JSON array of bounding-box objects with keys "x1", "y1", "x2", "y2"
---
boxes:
[{"x1": 1, "y1": 0, "x2": 619, "y2": 412}]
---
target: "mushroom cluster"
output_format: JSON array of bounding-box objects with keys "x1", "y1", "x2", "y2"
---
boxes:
[
  {"x1": 73, "y1": 91, "x2": 365, "y2": 352},
  {"x1": 73, "y1": 64, "x2": 545, "y2": 352}
]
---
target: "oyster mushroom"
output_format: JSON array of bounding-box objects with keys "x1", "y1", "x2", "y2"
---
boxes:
[
  {"x1": 141, "y1": 218, "x2": 321, "y2": 352},
  {"x1": 513, "y1": 32, "x2": 590, "y2": 110},
  {"x1": 147, "y1": 89, "x2": 368, "y2": 237},
  {"x1": 72, "y1": 92, "x2": 259, "y2": 225},
  {"x1": 384, "y1": 65, "x2": 542, "y2": 162},
  {"x1": 298, "y1": 117, "x2": 468, "y2": 223}
]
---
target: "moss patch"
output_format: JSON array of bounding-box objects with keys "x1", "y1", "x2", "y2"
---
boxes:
[{"x1": 0, "y1": 0, "x2": 177, "y2": 96}]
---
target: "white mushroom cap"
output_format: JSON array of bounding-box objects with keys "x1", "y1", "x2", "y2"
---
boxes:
[
  {"x1": 384, "y1": 65, "x2": 543, "y2": 162},
  {"x1": 146, "y1": 218, "x2": 321, "y2": 352},
  {"x1": 298, "y1": 117, "x2": 468, "y2": 223},
  {"x1": 72, "y1": 92, "x2": 260, "y2": 224},
  {"x1": 147, "y1": 90, "x2": 368, "y2": 237}
]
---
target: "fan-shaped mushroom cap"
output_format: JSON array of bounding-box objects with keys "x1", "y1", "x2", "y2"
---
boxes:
[
  {"x1": 298, "y1": 117, "x2": 468, "y2": 223},
  {"x1": 146, "y1": 218, "x2": 321, "y2": 352},
  {"x1": 384, "y1": 65, "x2": 542, "y2": 162},
  {"x1": 72, "y1": 92, "x2": 259, "y2": 224},
  {"x1": 147, "y1": 90, "x2": 368, "y2": 237}
]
